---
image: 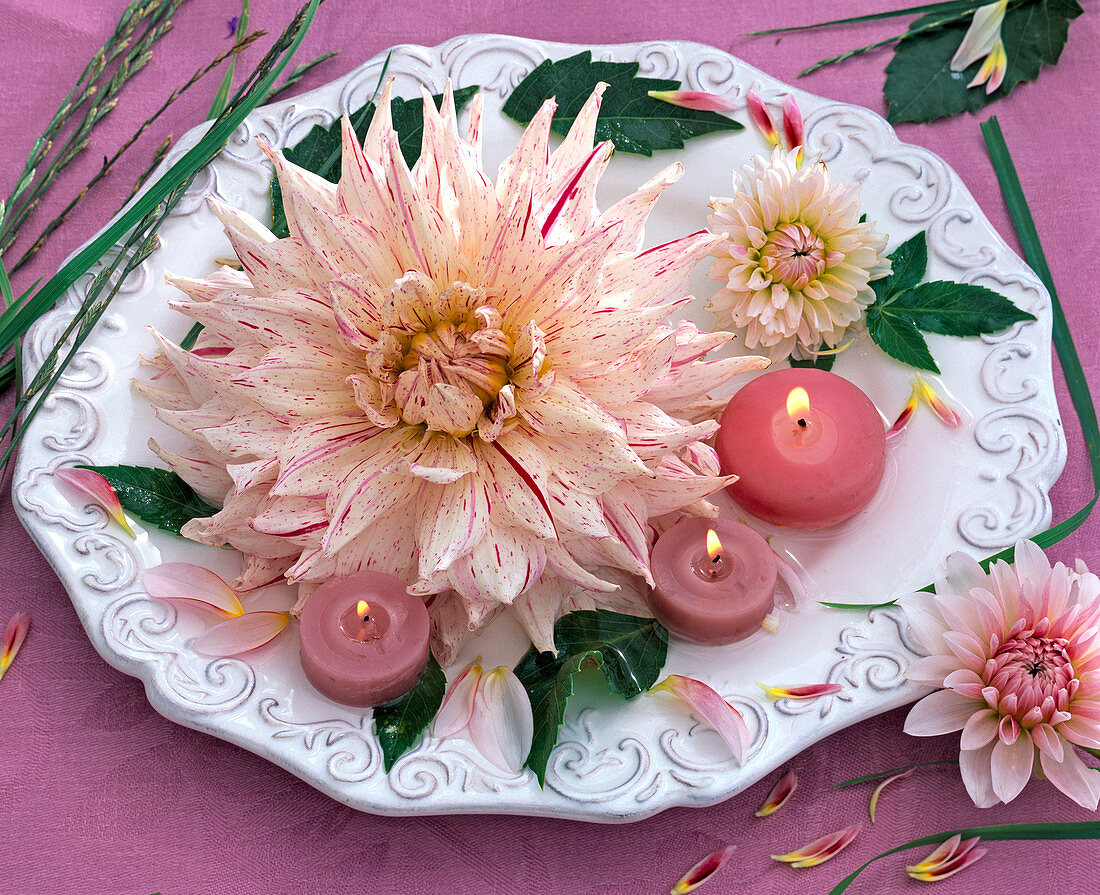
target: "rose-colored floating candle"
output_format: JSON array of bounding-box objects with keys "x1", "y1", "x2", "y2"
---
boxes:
[
  {"x1": 298, "y1": 571, "x2": 430, "y2": 707},
  {"x1": 648, "y1": 516, "x2": 777, "y2": 645},
  {"x1": 715, "y1": 368, "x2": 886, "y2": 529}
]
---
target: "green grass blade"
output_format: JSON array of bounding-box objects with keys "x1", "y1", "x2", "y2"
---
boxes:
[
  {"x1": 0, "y1": 0, "x2": 320, "y2": 354},
  {"x1": 980, "y1": 116, "x2": 1100, "y2": 552},
  {"x1": 745, "y1": 1, "x2": 984, "y2": 35},
  {"x1": 208, "y1": 0, "x2": 250, "y2": 119},
  {"x1": 832, "y1": 759, "x2": 958, "y2": 788}
]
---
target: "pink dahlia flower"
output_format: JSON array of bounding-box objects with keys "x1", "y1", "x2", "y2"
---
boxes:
[
  {"x1": 901, "y1": 540, "x2": 1100, "y2": 809},
  {"x1": 139, "y1": 81, "x2": 768, "y2": 661}
]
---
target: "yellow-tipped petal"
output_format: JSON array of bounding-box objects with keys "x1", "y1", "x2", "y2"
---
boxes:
[
  {"x1": 758, "y1": 682, "x2": 842, "y2": 700},
  {"x1": 755, "y1": 768, "x2": 797, "y2": 817},
  {"x1": 54, "y1": 467, "x2": 135, "y2": 537},
  {"x1": 772, "y1": 824, "x2": 861, "y2": 868},
  {"x1": 0, "y1": 612, "x2": 30, "y2": 683},
  {"x1": 671, "y1": 844, "x2": 737, "y2": 894},
  {"x1": 868, "y1": 769, "x2": 913, "y2": 823},
  {"x1": 915, "y1": 374, "x2": 963, "y2": 428}
]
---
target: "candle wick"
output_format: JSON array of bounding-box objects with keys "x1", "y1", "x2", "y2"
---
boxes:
[
  {"x1": 711, "y1": 553, "x2": 721, "y2": 564},
  {"x1": 797, "y1": 418, "x2": 807, "y2": 428}
]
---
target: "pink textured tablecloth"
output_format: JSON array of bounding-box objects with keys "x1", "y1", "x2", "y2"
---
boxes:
[{"x1": 2, "y1": 2, "x2": 1098, "y2": 893}]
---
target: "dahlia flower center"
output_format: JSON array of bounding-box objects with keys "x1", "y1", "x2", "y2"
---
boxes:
[
  {"x1": 402, "y1": 316, "x2": 510, "y2": 407},
  {"x1": 759, "y1": 222, "x2": 827, "y2": 289},
  {"x1": 988, "y1": 632, "x2": 1075, "y2": 714}
]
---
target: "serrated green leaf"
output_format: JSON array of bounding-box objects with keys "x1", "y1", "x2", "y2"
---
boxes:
[
  {"x1": 889, "y1": 280, "x2": 1036, "y2": 335},
  {"x1": 270, "y1": 85, "x2": 480, "y2": 238},
  {"x1": 501, "y1": 50, "x2": 741, "y2": 157},
  {"x1": 514, "y1": 609, "x2": 668, "y2": 785},
  {"x1": 78, "y1": 464, "x2": 220, "y2": 536},
  {"x1": 866, "y1": 307, "x2": 940, "y2": 372},
  {"x1": 885, "y1": 0, "x2": 1083, "y2": 124},
  {"x1": 872, "y1": 231, "x2": 928, "y2": 304},
  {"x1": 373, "y1": 653, "x2": 446, "y2": 773},
  {"x1": 789, "y1": 354, "x2": 837, "y2": 372}
]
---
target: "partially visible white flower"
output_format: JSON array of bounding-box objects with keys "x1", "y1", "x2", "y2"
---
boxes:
[
  {"x1": 706, "y1": 148, "x2": 890, "y2": 360},
  {"x1": 434, "y1": 658, "x2": 533, "y2": 774},
  {"x1": 950, "y1": 0, "x2": 1009, "y2": 94}
]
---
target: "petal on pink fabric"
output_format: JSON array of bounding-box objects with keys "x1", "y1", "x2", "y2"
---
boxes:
[
  {"x1": 191, "y1": 610, "x2": 290, "y2": 657},
  {"x1": 771, "y1": 824, "x2": 861, "y2": 868},
  {"x1": 433, "y1": 658, "x2": 482, "y2": 739},
  {"x1": 465, "y1": 666, "x2": 534, "y2": 774},
  {"x1": 53, "y1": 468, "x2": 135, "y2": 537},
  {"x1": 142, "y1": 563, "x2": 245, "y2": 618},
  {"x1": 646, "y1": 89, "x2": 736, "y2": 113},
  {"x1": 0, "y1": 612, "x2": 30, "y2": 683},
  {"x1": 651, "y1": 674, "x2": 750, "y2": 763},
  {"x1": 670, "y1": 844, "x2": 738, "y2": 894},
  {"x1": 907, "y1": 835, "x2": 987, "y2": 881},
  {"x1": 755, "y1": 768, "x2": 797, "y2": 817},
  {"x1": 868, "y1": 769, "x2": 913, "y2": 823}
]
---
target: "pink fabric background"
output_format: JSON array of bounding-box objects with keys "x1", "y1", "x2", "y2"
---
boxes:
[{"x1": 2, "y1": 1, "x2": 1098, "y2": 892}]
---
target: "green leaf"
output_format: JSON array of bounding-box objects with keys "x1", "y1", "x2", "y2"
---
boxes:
[
  {"x1": 888, "y1": 280, "x2": 1036, "y2": 336},
  {"x1": 514, "y1": 609, "x2": 668, "y2": 785},
  {"x1": 78, "y1": 464, "x2": 220, "y2": 536},
  {"x1": 373, "y1": 653, "x2": 446, "y2": 773},
  {"x1": 885, "y1": 0, "x2": 1083, "y2": 124},
  {"x1": 270, "y1": 85, "x2": 479, "y2": 238},
  {"x1": 872, "y1": 231, "x2": 928, "y2": 303},
  {"x1": 789, "y1": 355, "x2": 836, "y2": 372},
  {"x1": 831, "y1": 822, "x2": 1100, "y2": 894},
  {"x1": 501, "y1": 50, "x2": 742, "y2": 157},
  {"x1": 818, "y1": 599, "x2": 898, "y2": 610},
  {"x1": 179, "y1": 321, "x2": 204, "y2": 350},
  {"x1": 865, "y1": 307, "x2": 939, "y2": 372}
]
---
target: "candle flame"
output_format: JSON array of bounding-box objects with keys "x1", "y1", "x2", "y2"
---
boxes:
[
  {"x1": 706, "y1": 529, "x2": 723, "y2": 561},
  {"x1": 786, "y1": 387, "x2": 810, "y2": 424},
  {"x1": 356, "y1": 600, "x2": 370, "y2": 619}
]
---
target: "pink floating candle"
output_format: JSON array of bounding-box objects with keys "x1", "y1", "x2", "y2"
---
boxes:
[
  {"x1": 648, "y1": 516, "x2": 777, "y2": 645},
  {"x1": 716, "y1": 368, "x2": 886, "y2": 529},
  {"x1": 299, "y1": 571, "x2": 430, "y2": 707}
]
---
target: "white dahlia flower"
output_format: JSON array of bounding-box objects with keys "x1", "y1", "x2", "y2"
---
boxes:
[
  {"x1": 706, "y1": 148, "x2": 890, "y2": 360},
  {"x1": 139, "y1": 81, "x2": 767, "y2": 661}
]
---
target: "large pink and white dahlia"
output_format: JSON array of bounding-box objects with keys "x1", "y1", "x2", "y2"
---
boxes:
[
  {"x1": 901, "y1": 540, "x2": 1100, "y2": 809},
  {"x1": 140, "y1": 81, "x2": 767, "y2": 661}
]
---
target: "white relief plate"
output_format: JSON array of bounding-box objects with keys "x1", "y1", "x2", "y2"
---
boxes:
[{"x1": 13, "y1": 36, "x2": 1065, "y2": 822}]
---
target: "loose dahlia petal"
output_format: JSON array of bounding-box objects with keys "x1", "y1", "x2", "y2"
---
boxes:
[
  {"x1": 54, "y1": 468, "x2": 135, "y2": 537},
  {"x1": 647, "y1": 89, "x2": 736, "y2": 113},
  {"x1": 670, "y1": 844, "x2": 738, "y2": 894},
  {"x1": 466, "y1": 665, "x2": 534, "y2": 774},
  {"x1": 755, "y1": 768, "x2": 797, "y2": 817},
  {"x1": 951, "y1": 0, "x2": 1008, "y2": 73},
  {"x1": 651, "y1": 674, "x2": 750, "y2": 763},
  {"x1": 771, "y1": 824, "x2": 861, "y2": 868},
  {"x1": 191, "y1": 610, "x2": 290, "y2": 656},
  {"x1": 868, "y1": 769, "x2": 912, "y2": 823},
  {"x1": 907, "y1": 834, "x2": 987, "y2": 882},
  {"x1": 142, "y1": 562, "x2": 245, "y2": 618},
  {"x1": 0, "y1": 612, "x2": 30, "y2": 683},
  {"x1": 758, "y1": 682, "x2": 842, "y2": 700}
]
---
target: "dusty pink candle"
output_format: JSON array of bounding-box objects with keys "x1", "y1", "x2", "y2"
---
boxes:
[
  {"x1": 716, "y1": 368, "x2": 886, "y2": 529},
  {"x1": 299, "y1": 571, "x2": 430, "y2": 707},
  {"x1": 648, "y1": 516, "x2": 777, "y2": 645}
]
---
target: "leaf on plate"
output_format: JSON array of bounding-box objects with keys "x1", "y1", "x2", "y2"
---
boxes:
[
  {"x1": 373, "y1": 653, "x2": 446, "y2": 773},
  {"x1": 884, "y1": 0, "x2": 1083, "y2": 124},
  {"x1": 872, "y1": 231, "x2": 928, "y2": 302},
  {"x1": 887, "y1": 281, "x2": 1035, "y2": 336},
  {"x1": 78, "y1": 464, "x2": 220, "y2": 536},
  {"x1": 865, "y1": 308, "x2": 940, "y2": 372},
  {"x1": 789, "y1": 354, "x2": 836, "y2": 372},
  {"x1": 270, "y1": 85, "x2": 480, "y2": 237},
  {"x1": 513, "y1": 609, "x2": 668, "y2": 786},
  {"x1": 501, "y1": 50, "x2": 742, "y2": 157}
]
